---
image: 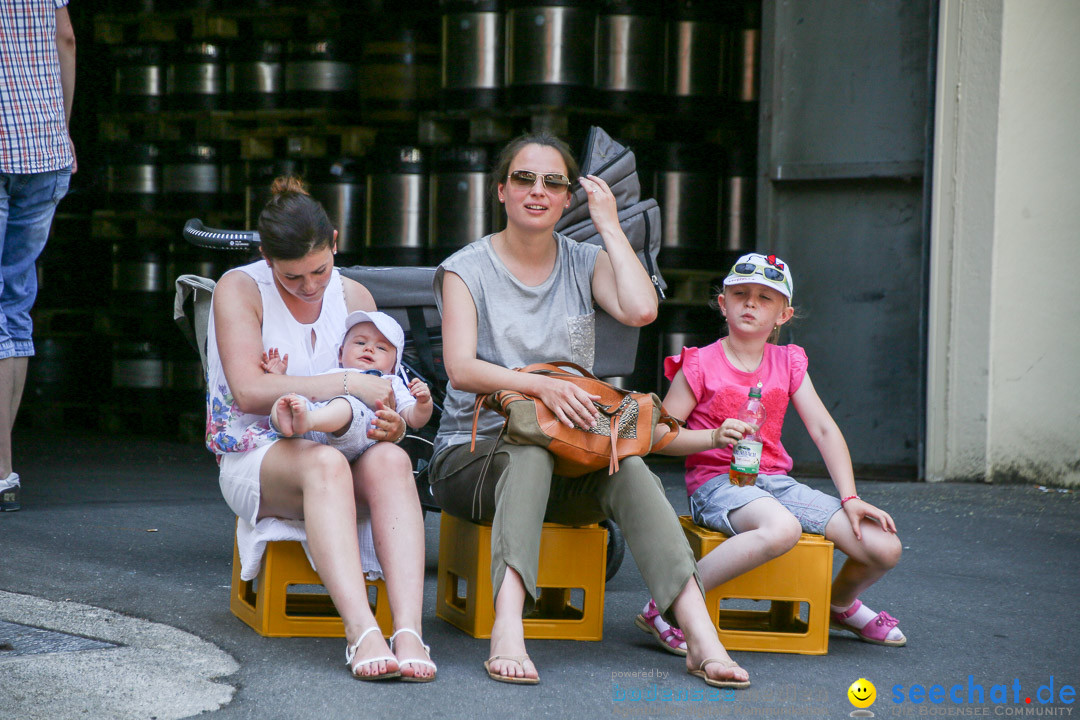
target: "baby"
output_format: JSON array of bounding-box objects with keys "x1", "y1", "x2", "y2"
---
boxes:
[{"x1": 265, "y1": 310, "x2": 433, "y2": 460}]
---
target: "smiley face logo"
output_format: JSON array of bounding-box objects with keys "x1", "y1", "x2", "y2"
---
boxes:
[{"x1": 848, "y1": 678, "x2": 877, "y2": 708}]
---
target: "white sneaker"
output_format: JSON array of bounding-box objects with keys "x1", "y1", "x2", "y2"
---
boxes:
[
  {"x1": 0, "y1": 472, "x2": 19, "y2": 511},
  {"x1": 0, "y1": 472, "x2": 18, "y2": 491}
]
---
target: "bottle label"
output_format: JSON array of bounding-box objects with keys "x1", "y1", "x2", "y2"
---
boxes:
[{"x1": 731, "y1": 439, "x2": 763, "y2": 474}]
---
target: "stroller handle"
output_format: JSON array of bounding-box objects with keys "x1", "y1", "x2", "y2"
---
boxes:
[{"x1": 184, "y1": 218, "x2": 260, "y2": 250}]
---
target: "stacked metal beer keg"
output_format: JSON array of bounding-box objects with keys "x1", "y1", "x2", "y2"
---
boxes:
[{"x1": 74, "y1": 0, "x2": 765, "y2": 431}]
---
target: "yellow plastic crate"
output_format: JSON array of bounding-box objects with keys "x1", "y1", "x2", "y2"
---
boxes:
[
  {"x1": 230, "y1": 530, "x2": 392, "y2": 638},
  {"x1": 436, "y1": 512, "x2": 607, "y2": 641},
  {"x1": 680, "y1": 515, "x2": 833, "y2": 655}
]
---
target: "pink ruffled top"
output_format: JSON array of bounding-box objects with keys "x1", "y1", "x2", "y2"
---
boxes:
[{"x1": 665, "y1": 340, "x2": 808, "y2": 496}]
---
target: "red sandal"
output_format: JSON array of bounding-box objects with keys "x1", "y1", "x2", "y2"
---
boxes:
[{"x1": 634, "y1": 599, "x2": 687, "y2": 656}]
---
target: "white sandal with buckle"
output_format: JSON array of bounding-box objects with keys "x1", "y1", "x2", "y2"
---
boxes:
[
  {"x1": 345, "y1": 626, "x2": 400, "y2": 680},
  {"x1": 389, "y1": 628, "x2": 437, "y2": 683}
]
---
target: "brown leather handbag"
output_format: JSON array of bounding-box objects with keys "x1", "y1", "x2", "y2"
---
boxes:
[{"x1": 469, "y1": 361, "x2": 680, "y2": 477}]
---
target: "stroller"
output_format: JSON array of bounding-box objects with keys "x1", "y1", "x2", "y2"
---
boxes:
[{"x1": 173, "y1": 127, "x2": 667, "y2": 582}]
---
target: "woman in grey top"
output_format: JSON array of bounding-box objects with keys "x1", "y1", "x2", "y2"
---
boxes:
[{"x1": 431, "y1": 132, "x2": 750, "y2": 688}]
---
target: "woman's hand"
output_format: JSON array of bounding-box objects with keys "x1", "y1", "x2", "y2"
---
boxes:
[
  {"x1": 709, "y1": 418, "x2": 757, "y2": 448},
  {"x1": 367, "y1": 400, "x2": 406, "y2": 443},
  {"x1": 579, "y1": 174, "x2": 621, "y2": 237},
  {"x1": 534, "y1": 376, "x2": 601, "y2": 430},
  {"x1": 345, "y1": 372, "x2": 396, "y2": 411},
  {"x1": 842, "y1": 498, "x2": 898, "y2": 541}
]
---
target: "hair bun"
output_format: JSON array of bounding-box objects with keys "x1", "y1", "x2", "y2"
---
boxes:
[{"x1": 269, "y1": 175, "x2": 309, "y2": 197}]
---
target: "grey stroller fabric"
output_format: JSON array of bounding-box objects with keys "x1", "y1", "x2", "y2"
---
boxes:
[
  {"x1": 339, "y1": 265, "x2": 441, "y2": 333},
  {"x1": 554, "y1": 126, "x2": 666, "y2": 380},
  {"x1": 555, "y1": 126, "x2": 666, "y2": 297},
  {"x1": 174, "y1": 274, "x2": 217, "y2": 373},
  {"x1": 558, "y1": 126, "x2": 642, "y2": 227}
]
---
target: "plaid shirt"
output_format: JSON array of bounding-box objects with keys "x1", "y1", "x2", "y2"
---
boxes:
[{"x1": 0, "y1": 0, "x2": 74, "y2": 173}]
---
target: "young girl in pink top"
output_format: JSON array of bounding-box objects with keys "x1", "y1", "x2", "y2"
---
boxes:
[{"x1": 636, "y1": 252, "x2": 905, "y2": 654}]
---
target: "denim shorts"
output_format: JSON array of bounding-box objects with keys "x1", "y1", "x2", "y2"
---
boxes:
[
  {"x1": 689, "y1": 472, "x2": 842, "y2": 536},
  {"x1": 0, "y1": 167, "x2": 72, "y2": 358}
]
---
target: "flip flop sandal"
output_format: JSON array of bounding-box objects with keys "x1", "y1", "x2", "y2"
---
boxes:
[
  {"x1": 831, "y1": 599, "x2": 907, "y2": 647},
  {"x1": 634, "y1": 599, "x2": 687, "y2": 656},
  {"x1": 688, "y1": 658, "x2": 751, "y2": 689},
  {"x1": 484, "y1": 655, "x2": 539, "y2": 685},
  {"x1": 345, "y1": 626, "x2": 401, "y2": 681},
  {"x1": 390, "y1": 628, "x2": 437, "y2": 683}
]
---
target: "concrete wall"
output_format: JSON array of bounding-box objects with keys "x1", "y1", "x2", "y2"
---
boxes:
[{"x1": 927, "y1": 0, "x2": 1080, "y2": 485}]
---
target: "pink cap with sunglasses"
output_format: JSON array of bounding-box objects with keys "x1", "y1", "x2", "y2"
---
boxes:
[{"x1": 723, "y1": 252, "x2": 794, "y2": 300}]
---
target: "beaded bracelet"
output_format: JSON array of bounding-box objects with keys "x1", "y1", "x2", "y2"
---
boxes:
[
  {"x1": 343, "y1": 372, "x2": 350, "y2": 397},
  {"x1": 840, "y1": 494, "x2": 861, "y2": 506}
]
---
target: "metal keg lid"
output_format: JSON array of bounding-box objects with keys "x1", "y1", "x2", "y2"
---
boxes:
[
  {"x1": 433, "y1": 145, "x2": 490, "y2": 173},
  {"x1": 671, "y1": 0, "x2": 724, "y2": 21},
  {"x1": 505, "y1": 0, "x2": 590, "y2": 9},
  {"x1": 287, "y1": 37, "x2": 361, "y2": 62},
  {"x1": 106, "y1": 141, "x2": 161, "y2": 164},
  {"x1": 599, "y1": 0, "x2": 662, "y2": 16},
  {"x1": 112, "y1": 241, "x2": 166, "y2": 263},
  {"x1": 657, "y1": 141, "x2": 721, "y2": 173},
  {"x1": 439, "y1": 0, "x2": 502, "y2": 12},
  {"x1": 111, "y1": 44, "x2": 165, "y2": 64},
  {"x1": 225, "y1": 39, "x2": 285, "y2": 63},
  {"x1": 107, "y1": 0, "x2": 154, "y2": 13},
  {"x1": 368, "y1": 145, "x2": 427, "y2": 174},
  {"x1": 308, "y1": 157, "x2": 366, "y2": 184},
  {"x1": 364, "y1": 15, "x2": 439, "y2": 45},
  {"x1": 164, "y1": 141, "x2": 219, "y2": 164},
  {"x1": 249, "y1": 157, "x2": 305, "y2": 184},
  {"x1": 169, "y1": 42, "x2": 223, "y2": 62}
]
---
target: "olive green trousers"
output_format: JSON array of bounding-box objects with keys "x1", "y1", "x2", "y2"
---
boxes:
[{"x1": 431, "y1": 439, "x2": 702, "y2": 620}]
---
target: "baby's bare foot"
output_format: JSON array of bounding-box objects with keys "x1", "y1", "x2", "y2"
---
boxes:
[
  {"x1": 287, "y1": 396, "x2": 313, "y2": 435},
  {"x1": 272, "y1": 395, "x2": 296, "y2": 436}
]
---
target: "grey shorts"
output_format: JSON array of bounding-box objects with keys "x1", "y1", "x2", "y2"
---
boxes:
[
  {"x1": 689, "y1": 473, "x2": 842, "y2": 536},
  {"x1": 322, "y1": 395, "x2": 377, "y2": 461}
]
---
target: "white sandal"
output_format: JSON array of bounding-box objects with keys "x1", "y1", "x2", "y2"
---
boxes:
[
  {"x1": 345, "y1": 626, "x2": 400, "y2": 681},
  {"x1": 389, "y1": 628, "x2": 437, "y2": 683}
]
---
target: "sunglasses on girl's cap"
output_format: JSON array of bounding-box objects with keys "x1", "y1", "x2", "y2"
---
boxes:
[
  {"x1": 507, "y1": 169, "x2": 573, "y2": 192},
  {"x1": 730, "y1": 262, "x2": 787, "y2": 282}
]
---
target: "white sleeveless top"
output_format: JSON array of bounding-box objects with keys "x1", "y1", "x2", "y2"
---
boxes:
[
  {"x1": 203, "y1": 259, "x2": 382, "y2": 582},
  {"x1": 205, "y1": 259, "x2": 348, "y2": 456}
]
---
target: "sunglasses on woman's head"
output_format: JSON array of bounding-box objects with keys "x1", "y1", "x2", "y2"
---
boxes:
[
  {"x1": 507, "y1": 169, "x2": 572, "y2": 192},
  {"x1": 731, "y1": 262, "x2": 787, "y2": 282}
]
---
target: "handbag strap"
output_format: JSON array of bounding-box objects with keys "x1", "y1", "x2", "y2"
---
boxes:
[
  {"x1": 518, "y1": 360, "x2": 597, "y2": 379},
  {"x1": 608, "y1": 409, "x2": 621, "y2": 474},
  {"x1": 650, "y1": 413, "x2": 681, "y2": 454}
]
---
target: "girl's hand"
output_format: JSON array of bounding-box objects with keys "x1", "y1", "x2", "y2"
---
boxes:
[
  {"x1": 535, "y1": 376, "x2": 601, "y2": 430},
  {"x1": 709, "y1": 418, "x2": 757, "y2": 448},
  {"x1": 842, "y1": 498, "x2": 898, "y2": 541},
  {"x1": 368, "y1": 400, "x2": 406, "y2": 442},
  {"x1": 579, "y1": 174, "x2": 620, "y2": 236},
  {"x1": 261, "y1": 348, "x2": 289, "y2": 375},
  {"x1": 408, "y1": 378, "x2": 432, "y2": 405}
]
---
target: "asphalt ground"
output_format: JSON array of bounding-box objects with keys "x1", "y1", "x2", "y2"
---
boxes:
[{"x1": 1, "y1": 429, "x2": 1078, "y2": 720}]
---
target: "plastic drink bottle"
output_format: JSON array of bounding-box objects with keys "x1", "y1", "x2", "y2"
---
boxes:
[{"x1": 729, "y1": 383, "x2": 766, "y2": 486}]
